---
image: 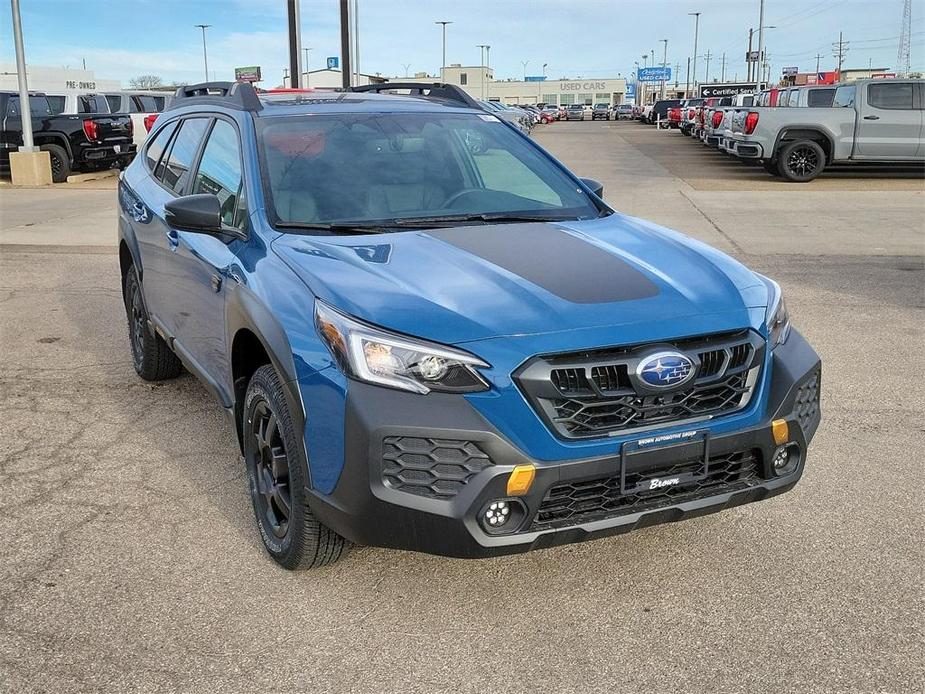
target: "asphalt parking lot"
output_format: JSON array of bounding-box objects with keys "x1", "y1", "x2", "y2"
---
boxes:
[{"x1": 1, "y1": 120, "x2": 923, "y2": 693}]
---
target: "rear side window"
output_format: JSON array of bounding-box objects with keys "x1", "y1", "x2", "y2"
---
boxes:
[
  {"x1": 741, "y1": 96, "x2": 754, "y2": 107},
  {"x1": 867, "y1": 83, "x2": 913, "y2": 110},
  {"x1": 158, "y1": 118, "x2": 210, "y2": 193},
  {"x1": 46, "y1": 95, "x2": 66, "y2": 114},
  {"x1": 191, "y1": 120, "x2": 247, "y2": 230},
  {"x1": 105, "y1": 95, "x2": 122, "y2": 112},
  {"x1": 145, "y1": 120, "x2": 179, "y2": 172},
  {"x1": 153, "y1": 96, "x2": 166, "y2": 111},
  {"x1": 833, "y1": 85, "x2": 855, "y2": 108},
  {"x1": 6, "y1": 96, "x2": 53, "y2": 117},
  {"x1": 807, "y1": 89, "x2": 834, "y2": 107},
  {"x1": 131, "y1": 95, "x2": 159, "y2": 113},
  {"x1": 78, "y1": 95, "x2": 107, "y2": 113}
]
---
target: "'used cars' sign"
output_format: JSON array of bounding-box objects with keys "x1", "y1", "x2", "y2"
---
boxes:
[
  {"x1": 559, "y1": 81, "x2": 608, "y2": 91},
  {"x1": 699, "y1": 82, "x2": 765, "y2": 97}
]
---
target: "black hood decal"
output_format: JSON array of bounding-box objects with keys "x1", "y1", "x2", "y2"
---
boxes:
[{"x1": 428, "y1": 223, "x2": 660, "y2": 304}]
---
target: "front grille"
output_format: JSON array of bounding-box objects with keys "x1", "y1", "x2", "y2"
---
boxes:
[
  {"x1": 532, "y1": 449, "x2": 762, "y2": 530},
  {"x1": 794, "y1": 369, "x2": 821, "y2": 434},
  {"x1": 516, "y1": 330, "x2": 765, "y2": 439},
  {"x1": 382, "y1": 436, "x2": 492, "y2": 499}
]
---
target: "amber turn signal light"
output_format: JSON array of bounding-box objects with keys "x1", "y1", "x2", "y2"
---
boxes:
[
  {"x1": 506, "y1": 464, "x2": 536, "y2": 496},
  {"x1": 771, "y1": 419, "x2": 790, "y2": 446}
]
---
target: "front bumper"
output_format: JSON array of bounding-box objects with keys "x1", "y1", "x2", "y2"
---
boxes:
[{"x1": 305, "y1": 330, "x2": 821, "y2": 559}]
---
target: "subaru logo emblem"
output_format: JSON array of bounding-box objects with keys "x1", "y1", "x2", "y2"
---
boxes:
[{"x1": 636, "y1": 351, "x2": 696, "y2": 389}]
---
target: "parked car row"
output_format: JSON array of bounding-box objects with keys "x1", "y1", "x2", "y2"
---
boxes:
[
  {"x1": 648, "y1": 79, "x2": 924, "y2": 182},
  {"x1": 43, "y1": 89, "x2": 173, "y2": 147}
]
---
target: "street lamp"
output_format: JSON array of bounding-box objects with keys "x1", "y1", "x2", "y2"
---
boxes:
[
  {"x1": 688, "y1": 12, "x2": 701, "y2": 96},
  {"x1": 521, "y1": 60, "x2": 529, "y2": 80},
  {"x1": 756, "y1": 0, "x2": 765, "y2": 92},
  {"x1": 195, "y1": 24, "x2": 211, "y2": 82},
  {"x1": 435, "y1": 21, "x2": 452, "y2": 78},
  {"x1": 303, "y1": 46, "x2": 312, "y2": 86},
  {"x1": 660, "y1": 38, "x2": 668, "y2": 98}
]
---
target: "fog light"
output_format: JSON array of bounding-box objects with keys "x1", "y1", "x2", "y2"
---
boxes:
[
  {"x1": 484, "y1": 500, "x2": 510, "y2": 527},
  {"x1": 771, "y1": 443, "x2": 801, "y2": 475}
]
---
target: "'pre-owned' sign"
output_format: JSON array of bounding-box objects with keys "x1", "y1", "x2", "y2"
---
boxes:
[
  {"x1": 559, "y1": 81, "x2": 608, "y2": 91},
  {"x1": 699, "y1": 82, "x2": 765, "y2": 97}
]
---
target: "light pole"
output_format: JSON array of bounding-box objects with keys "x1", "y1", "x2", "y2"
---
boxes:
[
  {"x1": 303, "y1": 47, "x2": 312, "y2": 86},
  {"x1": 477, "y1": 44, "x2": 489, "y2": 99},
  {"x1": 660, "y1": 38, "x2": 668, "y2": 99},
  {"x1": 521, "y1": 60, "x2": 529, "y2": 80},
  {"x1": 689, "y1": 12, "x2": 701, "y2": 96},
  {"x1": 195, "y1": 24, "x2": 211, "y2": 82},
  {"x1": 435, "y1": 21, "x2": 452, "y2": 79}
]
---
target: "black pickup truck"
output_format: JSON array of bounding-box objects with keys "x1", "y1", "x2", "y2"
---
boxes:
[{"x1": 0, "y1": 91, "x2": 136, "y2": 183}]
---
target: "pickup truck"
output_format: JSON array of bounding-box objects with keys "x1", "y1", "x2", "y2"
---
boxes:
[
  {"x1": 727, "y1": 79, "x2": 924, "y2": 181},
  {"x1": 679, "y1": 98, "x2": 704, "y2": 135},
  {"x1": 0, "y1": 91, "x2": 136, "y2": 182},
  {"x1": 703, "y1": 94, "x2": 754, "y2": 149}
]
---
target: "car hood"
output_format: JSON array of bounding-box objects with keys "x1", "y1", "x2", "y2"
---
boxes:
[{"x1": 272, "y1": 214, "x2": 768, "y2": 346}]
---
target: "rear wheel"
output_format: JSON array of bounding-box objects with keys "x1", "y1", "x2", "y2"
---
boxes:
[
  {"x1": 39, "y1": 143, "x2": 70, "y2": 183},
  {"x1": 123, "y1": 268, "x2": 182, "y2": 381},
  {"x1": 777, "y1": 140, "x2": 825, "y2": 182},
  {"x1": 244, "y1": 364, "x2": 348, "y2": 570}
]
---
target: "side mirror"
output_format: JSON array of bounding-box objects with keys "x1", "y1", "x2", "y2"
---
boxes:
[
  {"x1": 580, "y1": 177, "x2": 604, "y2": 199},
  {"x1": 164, "y1": 194, "x2": 223, "y2": 234}
]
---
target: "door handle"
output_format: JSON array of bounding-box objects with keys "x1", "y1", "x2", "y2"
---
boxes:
[{"x1": 863, "y1": 115, "x2": 880, "y2": 120}]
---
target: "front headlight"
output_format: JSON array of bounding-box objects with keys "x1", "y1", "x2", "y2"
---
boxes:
[
  {"x1": 315, "y1": 301, "x2": 490, "y2": 394},
  {"x1": 766, "y1": 281, "x2": 792, "y2": 349}
]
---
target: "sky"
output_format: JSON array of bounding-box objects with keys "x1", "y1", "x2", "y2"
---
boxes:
[{"x1": 2, "y1": 0, "x2": 923, "y2": 87}]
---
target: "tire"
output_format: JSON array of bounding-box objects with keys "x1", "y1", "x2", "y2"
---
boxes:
[
  {"x1": 244, "y1": 364, "x2": 348, "y2": 570},
  {"x1": 762, "y1": 159, "x2": 782, "y2": 177},
  {"x1": 123, "y1": 268, "x2": 182, "y2": 381},
  {"x1": 39, "y1": 143, "x2": 70, "y2": 183},
  {"x1": 777, "y1": 140, "x2": 825, "y2": 182}
]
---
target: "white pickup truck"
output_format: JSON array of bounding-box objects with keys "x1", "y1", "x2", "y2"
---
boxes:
[{"x1": 726, "y1": 78, "x2": 924, "y2": 181}]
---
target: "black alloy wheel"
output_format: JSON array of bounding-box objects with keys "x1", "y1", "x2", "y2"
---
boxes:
[
  {"x1": 249, "y1": 399, "x2": 292, "y2": 539},
  {"x1": 777, "y1": 140, "x2": 825, "y2": 182}
]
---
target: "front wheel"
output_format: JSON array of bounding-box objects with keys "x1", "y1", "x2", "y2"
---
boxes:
[
  {"x1": 244, "y1": 364, "x2": 348, "y2": 570},
  {"x1": 39, "y1": 143, "x2": 70, "y2": 183},
  {"x1": 777, "y1": 140, "x2": 825, "y2": 182}
]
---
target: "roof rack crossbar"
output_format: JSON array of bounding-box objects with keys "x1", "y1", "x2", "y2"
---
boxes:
[
  {"x1": 168, "y1": 81, "x2": 263, "y2": 112},
  {"x1": 346, "y1": 82, "x2": 482, "y2": 110}
]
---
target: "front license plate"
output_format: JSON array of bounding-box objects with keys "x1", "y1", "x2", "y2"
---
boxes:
[{"x1": 619, "y1": 429, "x2": 711, "y2": 495}]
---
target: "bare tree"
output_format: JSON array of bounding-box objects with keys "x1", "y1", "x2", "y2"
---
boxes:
[{"x1": 128, "y1": 75, "x2": 163, "y2": 89}]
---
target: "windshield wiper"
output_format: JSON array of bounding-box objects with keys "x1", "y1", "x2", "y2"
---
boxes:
[
  {"x1": 275, "y1": 221, "x2": 388, "y2": 234},
  {"x1": 390, "y1": 213, "x2": 576, "y2": 227}
]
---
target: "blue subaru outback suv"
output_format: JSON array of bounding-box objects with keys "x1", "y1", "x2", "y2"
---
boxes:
[{"x1": 118, "y1": 82, "x2": 821, "y2": 569}]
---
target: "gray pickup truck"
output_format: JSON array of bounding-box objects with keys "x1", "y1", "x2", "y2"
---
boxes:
[{"x1": 727, "y1": 79, "x2": 924, "y2": 181}]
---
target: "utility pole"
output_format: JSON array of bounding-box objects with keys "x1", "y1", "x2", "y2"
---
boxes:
[
  {"x1": 747, "y1": 28, "x2": 754, "y2": 81},
  {"x1": 194, "y1": 24, "x2": 211, "y2": 83},
  {"x1": 674, "y1": 62, "x2": 681, "y2": 89},
  {"x1": 685, "y1": 56, "x2": 691, "y2": 96},
  {"x1": 339, "y1": 0, "x2": 352, "y2": 88},
  {"x1": 286, "y1": 0, "x2": 301, "y2": 88},
  {"x1": 477, "y1": 44, "x2": 489, "y2": 99},
  {"x1": 755, "y1": 0, "x2": 765, "y2": 92},
  {"x1": 283, "y1": 67, "x2": 289, "y2": 87},
  {"x1": 660, "y1": 38, "x2": 668, "y2": 99},
  {"x1": 703, "y1": 50, "x2": 712, "y2": 83},
  {"x1": 689, "y1": 12, "x2": 701, "y2": 97},
  {"x1": 814, "y1": 53, "x2": 824, "y2": 75},
  {"x1": 832, "y1": 32, "x2": 848, "y2": 77},
  {"x1": 435, "y1": 21, "x2": 452, "y2": 79},
  {"x1": 720, "y1": 52, "x2": 726, "y2": 82},
  {"x1": 485, "y1": 45, "x2": 491, "y2": 70}
]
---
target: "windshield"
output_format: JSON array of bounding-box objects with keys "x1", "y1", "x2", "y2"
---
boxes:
[{"x1": 258, "y1": 112, "x2": 601, "y2": 230}]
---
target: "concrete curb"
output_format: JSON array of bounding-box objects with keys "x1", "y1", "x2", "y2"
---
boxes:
[{"x1": 66, "y1": 169, "x2": 119, "y2": 184}]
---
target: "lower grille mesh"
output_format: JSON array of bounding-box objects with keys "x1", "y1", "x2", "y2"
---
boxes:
[
  {"x1": 532, "y1": 449, "x2": 762, "y2": 530},
  {"x1": 382, "y1": 436, "x2": 492, "y2": 499}
]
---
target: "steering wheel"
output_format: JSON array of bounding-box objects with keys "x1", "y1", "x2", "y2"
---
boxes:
[{"x1": 444, "y1": 188, "x2": 485, "y2": 209}]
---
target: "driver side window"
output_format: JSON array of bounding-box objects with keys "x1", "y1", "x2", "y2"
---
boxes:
[{"x1": 192, "y1": 119, "x2": 247, "y2": 231}]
